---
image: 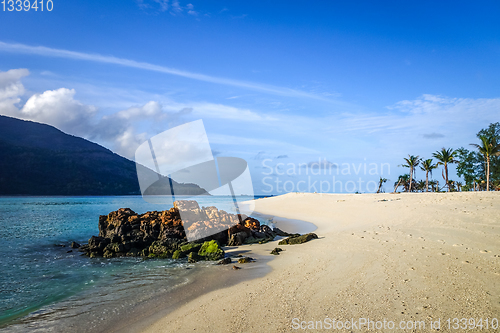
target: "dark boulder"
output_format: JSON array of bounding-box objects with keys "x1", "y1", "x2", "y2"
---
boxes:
[
  {"x1": 227, "y1": 231, "x2": 248, "y2": 246},
  {"x1": 217, "y1": 257, "x2": 232, "y2": 265},
  {"x1": 237, "y1": 257, "x2": 253, "y2": 264},
  {"x1": 270, "y1": 248, "x2": 283, "y2": 255},
  {"x1": 278, "y1": 233, "x2": 318, "y2": 245},
  {"x1": 83, "y1": 200, "x2": 307, "y2": 260},
  {"x1": 70, "y1": 241, "x2": 81, "y2": 248}
]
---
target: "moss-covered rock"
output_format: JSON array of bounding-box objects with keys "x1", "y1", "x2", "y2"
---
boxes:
[
  {"x1": 237, "y1": 257, "x2": 253, "y2": 264},
  {"x1": 172, "y1": 249, "x2": 186, "y2": 259},
  {"x1": 160, "y1": 251, "x2": 174, "y2": 259},
  {"x1": 149, "y1": 241, "x2": 168, "y2": 255},
  {"x1": 198, "y1": 240, "x2": 225, "y2": 261},
  {"x1": 108, "y1": 242, "x2": 125, "y2": 253},
  {"x1": 89, "y1": 252, "x2": 100, "y2": 258},
  {"x1": 126, "y1": 248, "x2": 140, "y2": 256},
  {"x1": 188, "y1": 251, "x2": 201, "y2": 263},
  {"x1": 180, "y1": 242, "x2": 202, "y2": 254},
  {"x1": 270, "y1": 248, "x2": 283, "y2": 255},
  {"x1": 278, "y1": 233, "x2": 318, "y2": 245},
  {"x1": 217, "y1": 257, "x2": 232, "y2": 265}
]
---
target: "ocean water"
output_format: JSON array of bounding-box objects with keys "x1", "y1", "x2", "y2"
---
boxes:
[{"x1": 0, "y1": 195, "x2": 260, "y2": 331}]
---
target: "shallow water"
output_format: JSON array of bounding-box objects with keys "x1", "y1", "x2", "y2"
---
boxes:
[{"x1": 0, "y1": 195, "x2": 261, "y2": 330}]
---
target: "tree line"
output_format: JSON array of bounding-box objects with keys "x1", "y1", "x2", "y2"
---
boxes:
[{"x1": 377, "y1": 122, "x2": 500, "y2": 193}]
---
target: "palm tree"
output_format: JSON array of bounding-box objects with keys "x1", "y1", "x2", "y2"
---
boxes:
[
  {"x1": 429, "y1": 180, "x2": 438, "y2": 192},
  {"x1": 420, "y1": 158, "x2": 438, "y2": 192},
  {"x1": 432, "y1": 148, "x2": 457, "y2": 192},
  {"x1": 400, "y1": 155, "x2": 420, "y2": 192},
  {"x1": 416, "y1": 180, "x2": 426, "y2": 192},
  {"x1": 377, "y1": 177, "x2": 388, "y2": 193},
  {"x1": 394, "y1": 174, "x2": 410, "y2": 193},
  {"x1": 448, "y1": 180, "x2": 456, "y2": 192},
  {"x1": 470, "y1": 135, "x2": 500, "y2": 191}
]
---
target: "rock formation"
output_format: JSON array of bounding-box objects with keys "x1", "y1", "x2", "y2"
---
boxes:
[
  {"x1": 278, "y1": 233, "x2": 318, "y2": 245},
  {"x1": 79, "y1": 200, "x2": 318, "y2": 262},
  {"x1": 80, "y1": 200, "x2": 302, "y2": 260}
]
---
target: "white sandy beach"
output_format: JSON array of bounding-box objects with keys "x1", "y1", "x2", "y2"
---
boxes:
[{"x1": 140, "y1": 192, "x2": 499, "y2": 332}]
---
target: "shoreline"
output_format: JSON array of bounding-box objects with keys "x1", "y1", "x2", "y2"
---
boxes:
[
  {"x1": 140, "y1": 192, "x2": 500, "y2": 332},
  {"x1": 107, "y1": 254, "x2": 273, "y2": 333},
  {"x1": 114, "y1": 213, "x2": 317, "y2": 333},
  {"x1": 0, "y1": 195, "x2": 302, "y2": 333}
]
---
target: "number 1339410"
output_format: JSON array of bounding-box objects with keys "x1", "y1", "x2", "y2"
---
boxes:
[{"x1": 2, "y1": 0, "x2": 53, "y2": 11}]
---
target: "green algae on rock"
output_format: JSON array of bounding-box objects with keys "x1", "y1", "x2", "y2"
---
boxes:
[
  {"x1": 198, "y1": 240, "x2": 225, "y2": 261},
  {"x1": 278, "y1": 233, "x2": 318, "y2": 245}
]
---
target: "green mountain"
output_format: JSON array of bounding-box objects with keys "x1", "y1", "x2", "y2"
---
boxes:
[{"x1": 0, "y1": 115, "x2": 207, "y2": 196}]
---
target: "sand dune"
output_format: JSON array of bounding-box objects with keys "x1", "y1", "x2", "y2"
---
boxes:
[{"x1": 141, "y1": 192, "x2": 499, "y2": 332}]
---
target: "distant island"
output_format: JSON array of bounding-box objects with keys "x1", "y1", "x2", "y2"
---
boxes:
[{"x1": 0, "y1": 115, "x2": 207, "y2": 196}]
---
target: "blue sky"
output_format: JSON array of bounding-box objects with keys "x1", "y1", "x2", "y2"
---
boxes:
[{"x1": 1, "y1": 0, "x2": 499, "y2": 194}]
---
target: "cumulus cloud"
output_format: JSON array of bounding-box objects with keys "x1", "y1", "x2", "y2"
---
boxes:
[
  {"x1": 90, "y1": 104, "x2": 193, "y2": 157},
  {"x1": 0, "y1": 68, "x2": 29, "y2": 115},
  {"x1": 21, "y1": 88, "x2": 97, "y2": 136},
  {"x1": 115, "y1": 100, "x2": 163, "y2": 120},
  {"x1": 0, "y1": 70, "x2": 96, "y2": 136},
  {"x1": 0, "y1": 68, "x2": 286, "y2": 160},
  {"x1": 0, "y1": 68, "x2": 29, "y2": 99},
  {"x1": 0, "y1": 68, "x2": 194, "y2": 158}
]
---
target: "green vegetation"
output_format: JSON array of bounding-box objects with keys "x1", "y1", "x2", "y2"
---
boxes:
[
  {"x1": 376, "y1": 177, "x2": 388, "y2": 193},
  {"x1": 433, "y1": 148, "x2": 457, "y2": 192},
  {"x1": 393, "y1": 122, "x2": 500, "y2": 192},
  {"x1": 400, "y1": 155, "x2": 420, "y2": 192},
  {"x1": 198, "y1": 240, "x2": 225, "y2": 261},
  {"x1": 469, "y1": 135, "x2": 500, "y2": 191},
  {"x1": 420, "y1": 159, "x2": 438, "y2": 192}
]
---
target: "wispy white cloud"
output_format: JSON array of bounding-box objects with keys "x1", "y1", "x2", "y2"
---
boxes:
[
  {"x1": 0, "y1": 68, "x2": 285, "y2": 158},
  {"x1": 189, "y1": 102, "x2": 276, "y2": 121},
  {"x1": 170, "y1": 0, "x2": 182, "y2": 14},
  {"x1": 152, "y1": 0, "x2": 169, "y2": 11},
  {"x1": 208, "y1": 133, "x2": 321, "y2": 154},
  {"x1": 0, "y1": 41, "x2": 337, "y2": 102},
  {"x1": 387, "y1": 94, "x2": 500, "y2": 128}
]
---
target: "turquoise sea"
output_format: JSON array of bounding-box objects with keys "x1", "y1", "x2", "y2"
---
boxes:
[{"x1": 0, "y1": 195, "x2": 260, "y2": 331}]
